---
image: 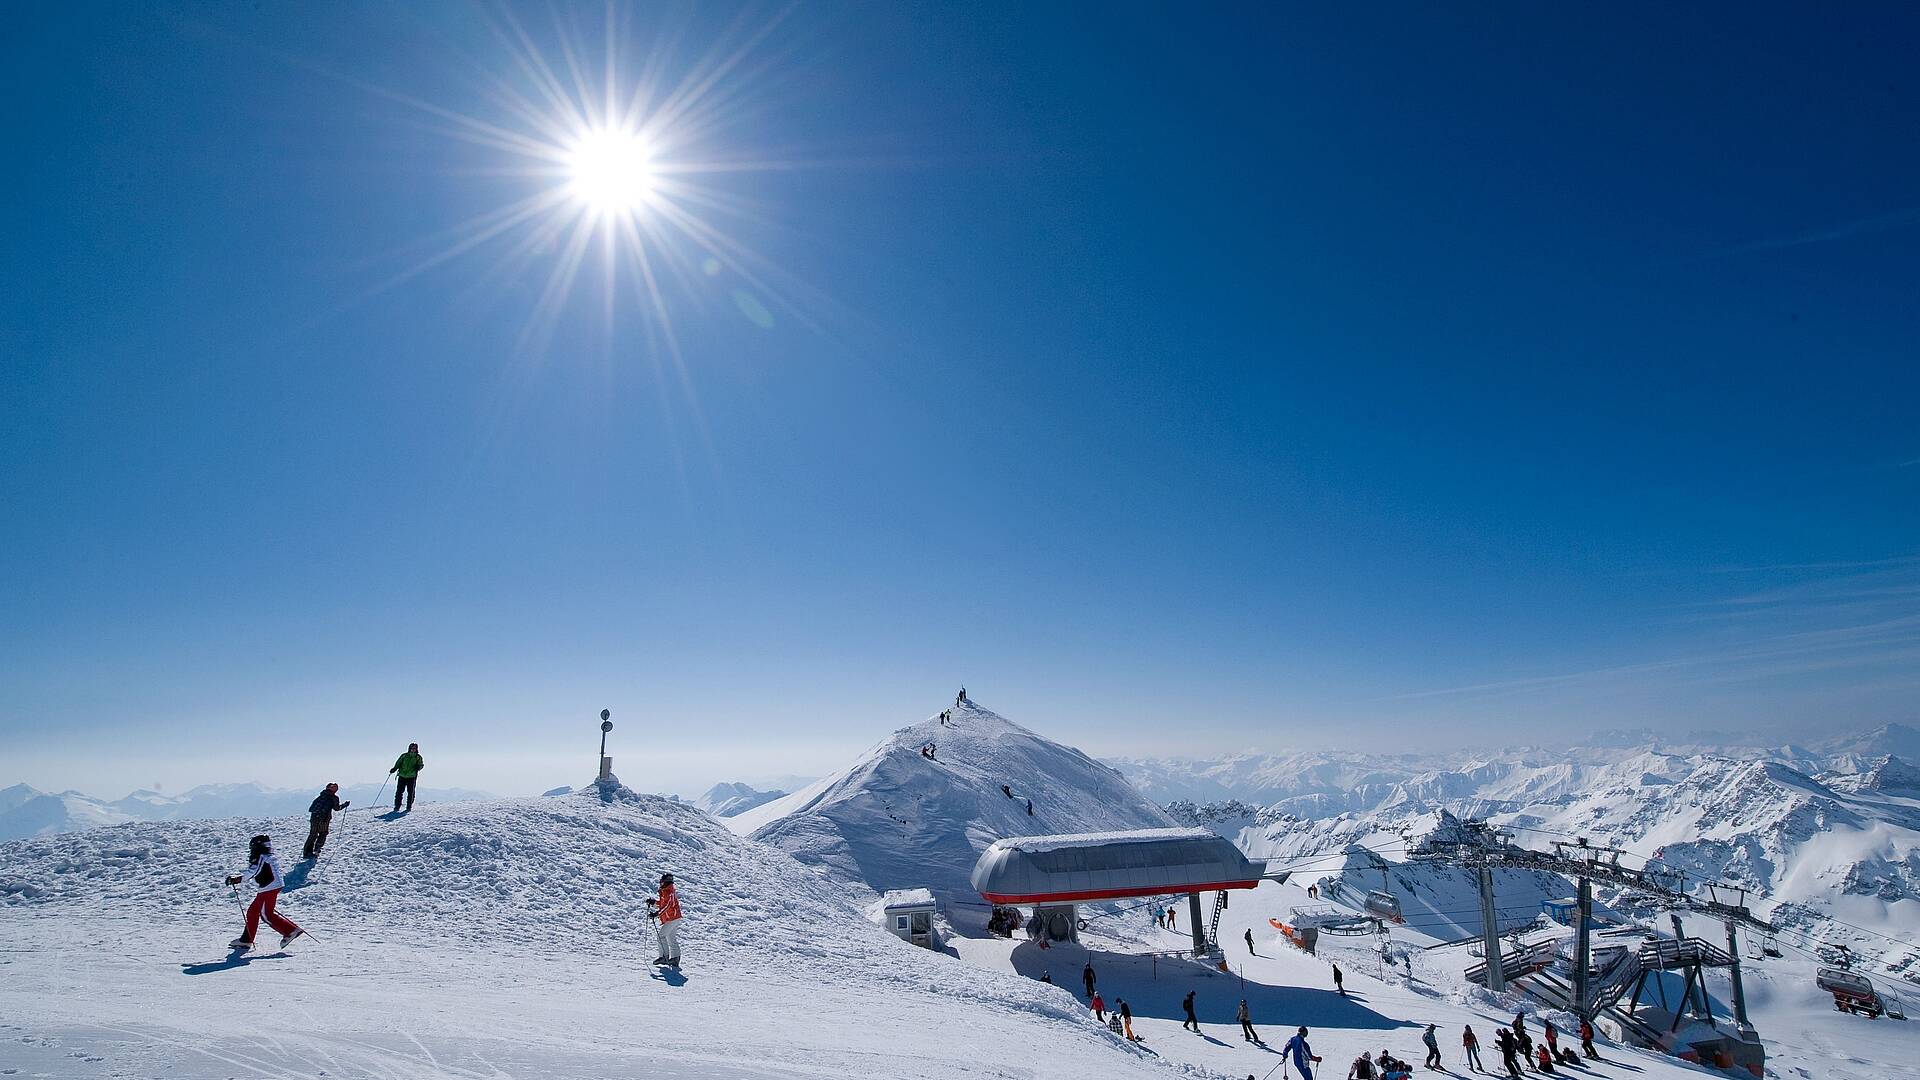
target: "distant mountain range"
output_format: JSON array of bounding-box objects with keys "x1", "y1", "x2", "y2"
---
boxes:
[
  {"x1": 1116, "y1": 723, "x2": 1920, "y2": 976},
  {"x1": 0, "y1": 780, "x2": 495, "y2": 842},
  {"x1": 692, "y1": 782, "x2": 789, "y2": 818}
]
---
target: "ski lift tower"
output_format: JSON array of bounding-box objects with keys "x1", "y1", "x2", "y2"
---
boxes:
[{"x1": 596, "y1": 709, "x2": 616, "y2": 786}]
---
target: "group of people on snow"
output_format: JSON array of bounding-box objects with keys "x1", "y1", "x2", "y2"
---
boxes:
[
  {"x1": 1068, "y1": 932, "x2": 1616, "y2": 1080},
  {"x1": 1490, "y1": 1012, "x2": 1596, "y2": 1076},
  {"x1": 228, "y1": 743, "x2": 426, "y2": 952}
]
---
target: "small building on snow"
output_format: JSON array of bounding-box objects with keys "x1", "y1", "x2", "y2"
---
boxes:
[{"x1": 881, "y1": 888, "x2": 939, "y2": 949}]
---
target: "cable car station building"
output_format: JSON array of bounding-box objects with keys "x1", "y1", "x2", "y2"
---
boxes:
[{"x1": 970, "y1": 827, "x2": 1271, "y2": 953}]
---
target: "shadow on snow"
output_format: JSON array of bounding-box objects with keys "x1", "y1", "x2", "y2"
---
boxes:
[{"x1": 1008, "y1": 941, "x2": 1411, "y2": 1034}]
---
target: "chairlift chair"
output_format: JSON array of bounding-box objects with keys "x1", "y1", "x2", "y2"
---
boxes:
[{"x1": 1364, "y1": 889, "x2": 1404, "y2": 924}]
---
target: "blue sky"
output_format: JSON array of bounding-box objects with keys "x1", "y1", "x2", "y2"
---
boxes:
[{"x1": 4, "y1": 2, "x2": 1917, "y2": 796}]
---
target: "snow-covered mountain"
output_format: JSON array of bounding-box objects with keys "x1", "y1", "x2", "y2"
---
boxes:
[
  {"x1": 0, "y1": 780, "x2": 495, "y2": 841},
  {"x1": 0, "y1": 783, "x2": 140, "y2": 840},
  {"x1": 733, "y1": 699, "x2": 1175, "y2": 905},
  {"x1": 693, "y1": 781, "x2": 787, "y2": 819},
  {"x1": 1134, "y1": 731, "x2": 1920, "y2": 976}
]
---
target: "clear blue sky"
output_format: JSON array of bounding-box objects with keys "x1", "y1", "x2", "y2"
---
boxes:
[{"x1": 4, "y1": 2, "x2": 1917, "y2": 796}]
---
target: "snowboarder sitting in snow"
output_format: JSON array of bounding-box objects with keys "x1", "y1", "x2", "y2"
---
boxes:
[
  {"x1": 302, "y1": 782, "x2": 349, "y2": 859},
  {"x1": 225, "y1": 834, "x2": 304, "y2": 952},
  {"x1": 1348, "y1": 1050, "x2": 1376, "y2": 1080},
  {"x1": 646, "y1": 873, "x2": 684, "y2": 968},
  {"x1": 390, "y1": 743, "x2": 424, "y2": 812}
]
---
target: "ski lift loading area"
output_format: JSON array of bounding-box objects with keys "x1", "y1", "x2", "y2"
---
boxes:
[{"x1": 970, "y1": 827, "x2": 1279, "y2": 953}]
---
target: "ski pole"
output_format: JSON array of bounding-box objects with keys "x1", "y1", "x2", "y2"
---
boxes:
[{"x1": 371, "y1": 773, "x2": 390, "y2": 812}]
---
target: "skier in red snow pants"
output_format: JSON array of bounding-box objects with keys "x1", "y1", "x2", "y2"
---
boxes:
[{"x1": 226, "y1": 834, "x2": 302, "y2": 951}]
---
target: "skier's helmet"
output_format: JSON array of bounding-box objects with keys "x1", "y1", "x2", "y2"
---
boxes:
[
  {"x1": 659, "y1": 873, "x2": 674, "y2": 886},
  {"x1": 249, "y1": 834, "x2": 271, "y2": 853}
]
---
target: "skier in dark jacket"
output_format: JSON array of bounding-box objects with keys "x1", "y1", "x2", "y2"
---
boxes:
[
  {"x1": 1495, "y1": 1028, "x2": 1521, "y2": 1078},
  {"x1": 302, "y1": 782, "x2": 349, "y2": 859},
  {"x1": 390, "y1": 743, "x2": 424, "y2": 811},
  {"x1": 1423, "y1": 1024, "x2": 1442, "y2": 1069},
  {"x1": 1082, "y1": 962, "x2": 1097, "y2": 997},
  {"x1": 1463, "y1": 1024, "x2": 1483, "y2": 1070},
  {"x1": 1182, "y1": 990, "x2": 1199, "y2": 1032},
  {"x1": 1245, "y1": 928, "x2": 1256, "y2": 955},
  {"x1": 1333, "y1": 962, "x2": 1345, "y2": 995}
]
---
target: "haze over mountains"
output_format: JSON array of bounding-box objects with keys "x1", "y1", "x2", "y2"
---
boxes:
[{"x1": 0, "y1": 780, "x2": 493, "y2": 842}]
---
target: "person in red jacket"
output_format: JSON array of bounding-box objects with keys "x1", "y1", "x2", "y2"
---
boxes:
[{"x1": 647, "y1": 872, "x2": 684, "y2": 968}]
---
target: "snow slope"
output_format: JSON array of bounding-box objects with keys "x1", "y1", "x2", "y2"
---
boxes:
[
  {"x1": 736, "y1": 700, "x2": 1176, "y2": 906},
  {"x1": 945, "y1": 876, "x2": 1860, "y2": 1080},
  {"x1": 0, "y1": 788, "x2": 1181, "y2": 1080}
]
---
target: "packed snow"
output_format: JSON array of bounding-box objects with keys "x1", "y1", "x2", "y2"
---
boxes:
[{"x1": 0, "y1": 787, "x2": 1180, "y2": 1079}]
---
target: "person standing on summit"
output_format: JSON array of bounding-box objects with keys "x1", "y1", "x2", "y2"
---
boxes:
[
  {"x1": 302, "y1": 782, "x2": 349, "y2": 859},
  {"x1": 389, "y1": 743, "x2": 424, "y2": 812}
]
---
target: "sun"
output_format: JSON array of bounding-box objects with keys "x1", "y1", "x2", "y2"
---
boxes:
[{"x1": 566, "y1": 128, "x2": 654, "y2": 214}]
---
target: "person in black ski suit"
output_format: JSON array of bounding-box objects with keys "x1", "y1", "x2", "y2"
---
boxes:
[
  {"x1": 1494, "y1": 1027, "x2": 1522, "y2": 1077},
  {"x1": 1082, "y1": 962, "x2": 1097, "y2": 997},
  {"x1": 302, "y1": 783, "x2": 349, "y2": 859},
  {"x1": 1245, "y1": 928, "x2": 1256, "y2": 955},
  {"x1": 1333, "y1": 962, "x2": 1345, "y2": 995},
  {"x1": 1182, "y1": 989, "x2": 1200, "y2": 1032}
]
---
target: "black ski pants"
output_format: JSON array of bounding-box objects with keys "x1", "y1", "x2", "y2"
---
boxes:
[
  {"x1": 394, "y1": 775, "x2": 417, "y2": 810},
  {"x1": 1426, "y1": 1045, "x2": 1442, "y2": 1068},
  {"x1": 303, "y1": 815, "x2": 330, "y2": 858},
  {"x1": 1240, "y1": 1020, "x2": 1258, "y2": 1042}
]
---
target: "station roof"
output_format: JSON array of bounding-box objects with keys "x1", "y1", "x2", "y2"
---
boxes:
[{"x1": 970, "y1": 827, "x2": 1268, "y2": 904}]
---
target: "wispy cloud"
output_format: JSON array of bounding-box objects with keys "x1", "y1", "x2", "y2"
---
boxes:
[
  {"x1": 1392, "y1": 556, "x2": 1920, "y2": 703},
  {"x1": 1685, "y1": 207, "x2": 1920, "y2": 263}
]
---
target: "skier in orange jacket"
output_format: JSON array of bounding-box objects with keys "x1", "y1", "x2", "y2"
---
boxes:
[{"x1": 648, "y1": 872, "x2": 684, "y2": 968}]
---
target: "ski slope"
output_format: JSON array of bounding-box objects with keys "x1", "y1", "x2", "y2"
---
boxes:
[
  {"x1": 952, "y1": 876, "x2": 1920, "y2": 1080},
  {"x1": 735, "y1": 700, "x2": 1175, "y2": 907},
  {"x1": 0, "y1": 790, "x2": 1179, "y2": 1080}
]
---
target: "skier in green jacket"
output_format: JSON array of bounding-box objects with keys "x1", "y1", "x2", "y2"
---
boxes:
[{"x1": 390, "y1": 743, "x2": 424, "y2": 812}]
